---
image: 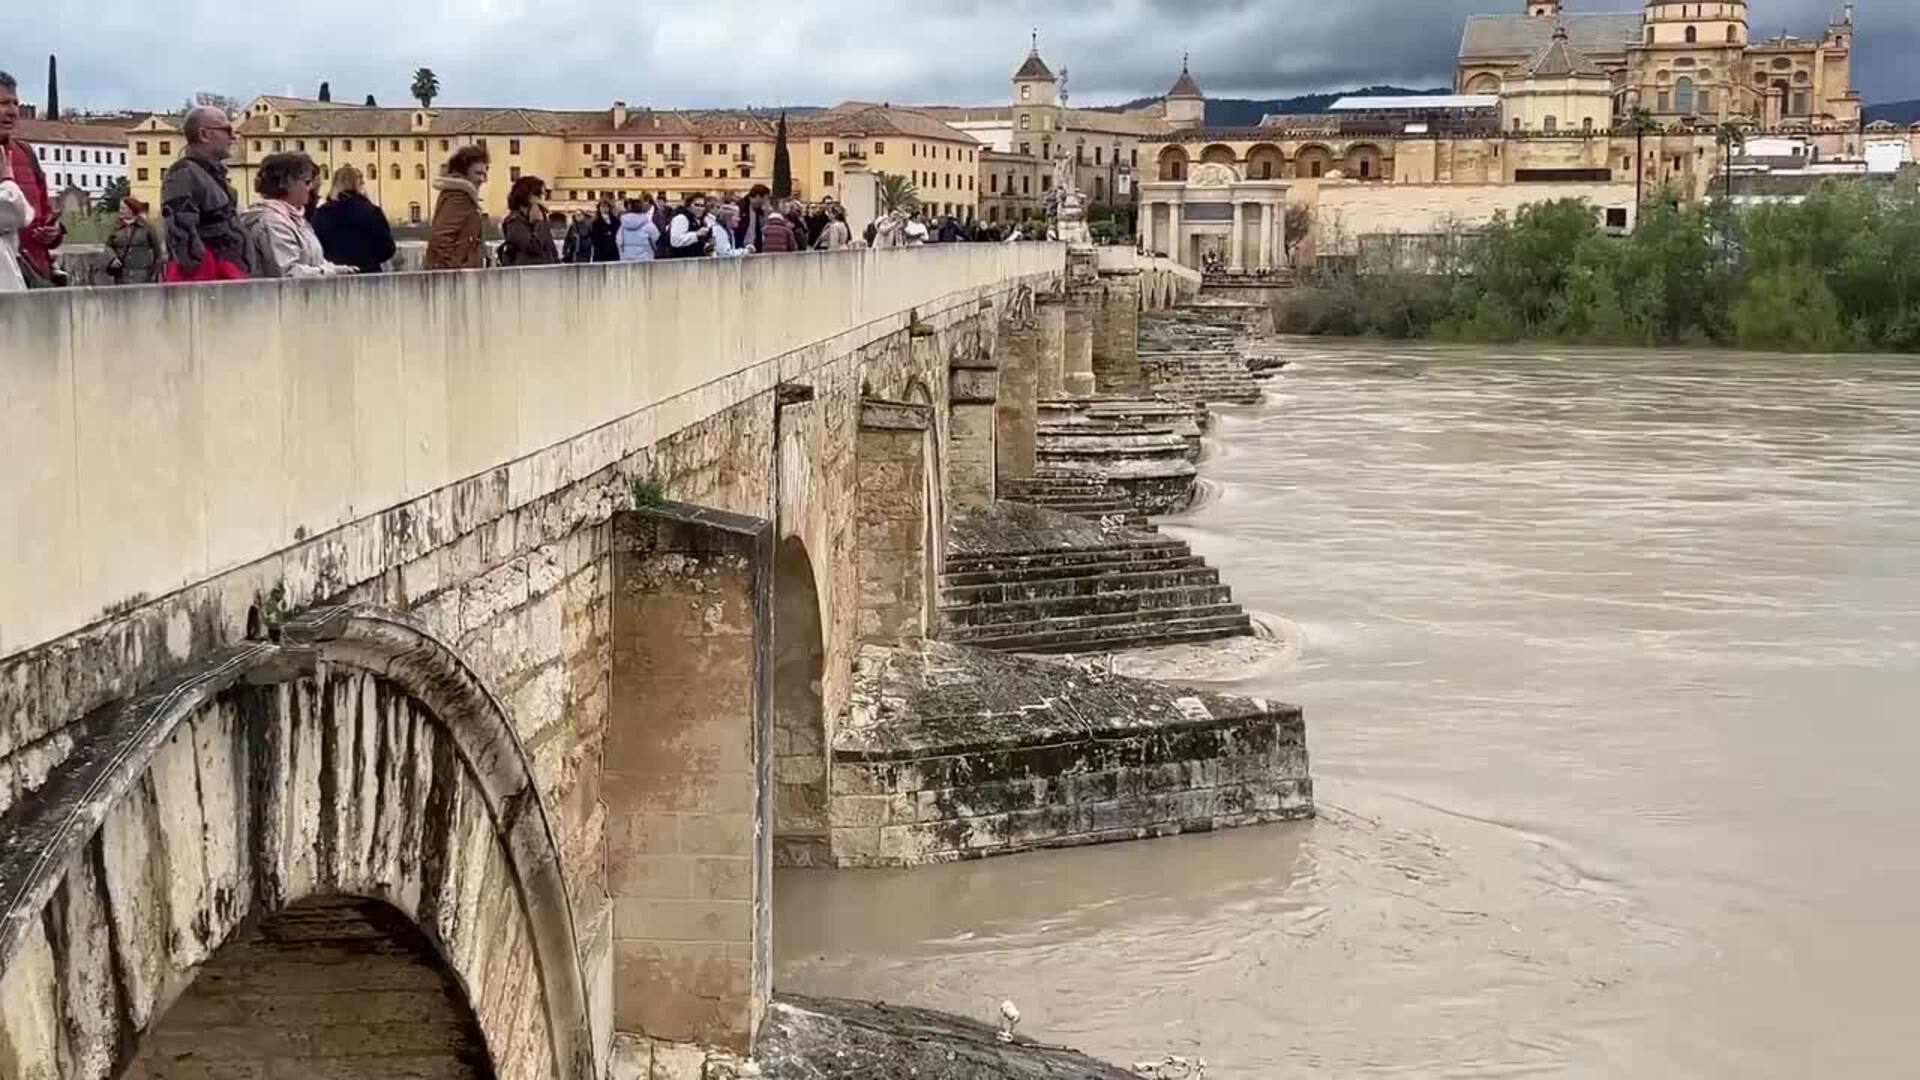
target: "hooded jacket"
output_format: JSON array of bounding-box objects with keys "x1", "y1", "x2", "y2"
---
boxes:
[{"x1": 426, "y1": 176, "x2": 486, "y2": 270}]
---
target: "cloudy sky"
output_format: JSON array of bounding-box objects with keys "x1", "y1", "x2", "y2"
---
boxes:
[{"x1": 3, "y1": 0, "x2": 1910, "y2": 113}]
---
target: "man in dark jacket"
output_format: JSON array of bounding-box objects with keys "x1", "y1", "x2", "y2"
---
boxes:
[
  {"x1": 734, "y1": 184, "x2": 770, "y2": 253},
  {"x1": 311, "y1": 166, "x2": 396, "y2": 274},
  {"x1": 161, "y1": 106, "x2": 245, "y2": 280}
]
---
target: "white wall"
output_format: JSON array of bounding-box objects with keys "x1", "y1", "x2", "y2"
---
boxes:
[
  {"x1": 32, "y1": 140, "x2": 128, "y2": 197},
  {"x1": 0, "y1": 246, "x2": 1065, "y2": 659}
]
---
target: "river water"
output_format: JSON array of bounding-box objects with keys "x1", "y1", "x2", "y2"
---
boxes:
[{"x1": 775, "y1": 341, "x2": 1920, "y2": 1077}]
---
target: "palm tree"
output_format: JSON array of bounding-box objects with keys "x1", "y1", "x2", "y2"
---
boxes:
[
  {"x1": 876, "y1": 173, "x2": 920, "y2": 214},
  {"x1": 1715, "y1": 122, "x2": 1748, "y2": 202},
  {"x1": 410, "y1": 68, "x2": 440, "y2": 110},
  {"x1": 1630, "y1": 107, "x2": 1659, "y2": 211}
]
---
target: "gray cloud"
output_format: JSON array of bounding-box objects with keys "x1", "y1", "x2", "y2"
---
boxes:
[{"x1": 2, "y1": 0, "x2": 1909, "y2": 113}]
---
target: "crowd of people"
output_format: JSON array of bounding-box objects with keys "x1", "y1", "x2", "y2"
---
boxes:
[{"x1": 2, "y1": 75, "x2": 1037, "y2": 293}]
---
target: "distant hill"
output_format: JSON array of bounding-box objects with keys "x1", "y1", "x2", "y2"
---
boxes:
[
  {"x1": 1865, "y1": 99, "x2": 1920, "y2": 124},
  {"x1": 1103, "y1": 86, "x2": 1450, "y2": 127}
]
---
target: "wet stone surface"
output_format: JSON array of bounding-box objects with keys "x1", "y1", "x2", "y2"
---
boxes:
[{"x1": 755, "y1": 995, "x2": 1138, "y2": 1079}]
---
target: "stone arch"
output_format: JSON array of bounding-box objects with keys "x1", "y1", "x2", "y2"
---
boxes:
[
  {"x1": 1293, "y1": 144, "x2": 1334, "y2": 179},
  {"x1": 1466, "y1": 72, "x2": 1501, "y2": 94},
  {"x1": 1198, "y1": 143, "x2": 1238, "y2": 167},
  {"x1": 1246, "y1": 143, "x2": 1285, "y2": 180},
  {"x1": 0, "y1": 606, "x2": 594, "y2": 1080},
  {"x1": 130, "y1": 895, "x2": 495, "y2": 1078},
  {"x1": 772, "y1": 538, "x2": 829, "y2": 867},
  {"x1": 1157, "y1": 145, "x2": 1189, "y2": 181},
  {"x1": 1344, "y1": 142, "x2": 1386, "y2": 181}
]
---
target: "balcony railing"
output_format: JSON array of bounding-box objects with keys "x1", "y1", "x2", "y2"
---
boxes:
[{"x1": 838, "y1": 150, "x2": 869, "y2": 164}]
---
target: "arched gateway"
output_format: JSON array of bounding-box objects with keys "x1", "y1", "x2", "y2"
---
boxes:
[{"x1": 0, "y1": 607, "x2": 593, "y2": 1080}]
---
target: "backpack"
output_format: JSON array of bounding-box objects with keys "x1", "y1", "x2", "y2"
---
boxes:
[{"x1": 235, "y1": 208, "x2": 281, "y2": 278}]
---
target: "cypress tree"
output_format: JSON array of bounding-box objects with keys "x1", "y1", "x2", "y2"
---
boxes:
[
  {"x1": 318, "y1": 81, "x2": 331, "y2": 102},
  {"x1": 772, "y1": 112, "x2": 793, "y2": 200},
  {"x1": 45, "y1": 55, "x2": 58, "y2": 120},
  {"x1": 364, "y1": 94, "x2": 377, "y2": 107}
]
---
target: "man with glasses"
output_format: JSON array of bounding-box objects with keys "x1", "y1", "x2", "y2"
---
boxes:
[{"x1": 161, "y1": 105, "x2": 247, "y2": 281}]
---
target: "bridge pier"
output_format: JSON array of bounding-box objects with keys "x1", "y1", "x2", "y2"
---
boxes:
[
  {"x1": 607, "y1": 506, "x2": 774, "y2": 1054},
  {"x1": 1089, "y1": 271, "x2": 1145, "y2": 396},
  {"x1": 947, "y1": 336, "x2": 1001, "y2": 510},
  {"x1": 994, "y1": 291, "x2": 1041, "y2": 487},
  {"x1": 854, "y1": 400, "x2": 937, "y2": 647}
]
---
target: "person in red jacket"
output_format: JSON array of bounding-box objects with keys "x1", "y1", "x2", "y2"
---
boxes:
[
  {"x1": 759, "y1": 210, "x2": 799, "y2": 254},
  {"x1": 0, "y1": 71, "x2": 62, "y2": 284}
]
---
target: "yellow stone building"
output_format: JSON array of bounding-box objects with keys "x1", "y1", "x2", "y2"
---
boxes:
[
  {"x1": 1459, "y1": 0, "x2": 1861, "y2": 129},
  {"x1": 1137, "y1": 0, "x2": 1871, "y2": 271},
  {"x1": 127, "y1": 95, "x2": 983, "y2": 227},
  {"x1": 920, "y1": 42, "x2": 1192, "y2": 224}
]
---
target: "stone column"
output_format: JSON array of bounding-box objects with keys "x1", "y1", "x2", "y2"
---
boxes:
[
  {"x1": 1139, "y1": 201, "x2": 1154, "y2": 253},
  {"x1": 856, "y1": 399, "x2": 933, "y2": 645},
  {"x1": 1166, "y1": 202, "x2": 1182, "y2": 265},
  {"x1": 1090, "y1": 271, "x2": 1143, "y2": 397},
  {"x1": 1259, "y1": 202, "x2": 1275, "y2": 270},
  {"x1": 996, "y1": 305, "x2": 1041, "y2": 485},
  {"x1": 948, "y1": 346, "x2": 999, "y2": 510},
  {"x1": 1035, "y1": 294, "x2": 1068, "y2": 401},
  {"x1": 1062, "y1": 293, "x2": 1097, "y2": 400},
  {"x1": 1231, "y1": 201, "x2": 1247, "y2": 271},
  {"x1": 608, "y1": 504, "x2": 774, "y2": 1054}
]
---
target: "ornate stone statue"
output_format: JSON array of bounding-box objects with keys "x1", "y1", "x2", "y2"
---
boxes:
[{"x1": 1048, "y1": 145, "x2": 1094, "y2": 249}]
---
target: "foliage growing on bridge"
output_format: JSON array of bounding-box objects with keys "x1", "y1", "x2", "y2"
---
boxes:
[{"x1": 1283, "y1": 185, "x2": 1920, "y2": 353}]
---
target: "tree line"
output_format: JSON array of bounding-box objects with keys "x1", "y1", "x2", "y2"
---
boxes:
[{"x1": 1282, "y1": 183, "x2": 1920, "y2": 354}]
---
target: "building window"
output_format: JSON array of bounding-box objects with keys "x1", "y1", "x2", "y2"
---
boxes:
[
  {"x1": 410, "y1": 202, "x2": 423, "y2": 224},
  {"x1": 1727, "y1": 25, "x2": 1738, "y2": 42},
  {"x1": 137, "y1": 167, "x2": 150, "y2": 181},
  {"x1": 1310, "y1": 160, "x2": 1323, "y2": 178},
  {"x1": 1020, "y1": 142, "x2": 1030, "y2": 156},
  {"x1": 875, "y1": 141, "x2": 886, "y2": 154},
  {"x1": 136, "y1": 140, "x2": 149, "y2": 155},
  {"x1": 391, "y1": 140, "x2": 401, "y2": 152},
  {"x1": 824, "y1": 141, "x2": 834, "y2": 154},
  {"x1": 824, "y1": 170, "x2": 836, "y2": 187},
  {"x1": 1685, "y1": 25, "x2": 1698, "y2": 43},
  {"x1": 272, "y1": 140, "x2": 283, "y2": 151},
  {"x1": 296, "y1": 140, "x2": 306, "y2": 151},
  {"x1": 1042, "y1": 175, "x2": 1053, "y2": 192},
  {"x1": 1792, "y1": 91, "x2": 1810, "y2": 115},
  {"x1": 1675, "y1": 77, "x2": 1695, "y2": 115},
  {"x1": 440, "y1": 139, "x2": 450, "y2": 151},
  {"x1": 1095, "y1": 146, "x2": 1104, "y2": 165},
  {"x1": 1513, "y1": 117, "x2": 1524, "y2": 132},
  {"x1": 391, "y1": 164, "x2": 401, "y2": 180},
  {"x1": 416, "y1": 164, "x2": 426, "y2": 179},
  {"x1": 319, "y1": 140, "x2": 329, "y2": 151},
  {"x1": 343, "y1": 139, "x2": 354, "y2": 151},
  {"x1": 1020, "y1": 85, "x2": 1032, "y2": 101},
  {"x1": 1699, "y1": 89, "x2": 1712, "y2": 112},
  {"x1": 1545, "y1": 116, "x2": 1558, "y2": 133},
  {"x1": 991, "y1": 174, "x2": 1000, "y2": 193},
  {"x1": 1131, "y1": 149, "x2": 1138, "y2": 166},
  {"x1": 411, "y1": 138, "x2": 423, "y2": 151},
  {"x1": 1583, "y1": 116, "x2": 1594, "y2": 132},
  {"x1": 1076, "y1": 144, "x2": 1085, "y2": 164},
  {"x1": 1022, "y1": 176, "x2": 1031, "y2": 194},
  {"x1": 1657, "y1": 91, "x2": 1671, "y2": 112},
  {"x1": 1020, "y1": 115, "x2": 1031, "y2": 131},
  {"x1": 511, "y1": 166, "x2": 522, "y2": 180}
]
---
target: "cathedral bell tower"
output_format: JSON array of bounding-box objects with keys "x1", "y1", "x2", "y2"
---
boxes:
[{"x1": 1527, "y1": 0, "x2": 1562, "y2": 16}]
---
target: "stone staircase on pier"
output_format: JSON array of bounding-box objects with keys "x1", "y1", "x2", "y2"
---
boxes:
[
  {"x1": 998, "y1": 475, "x2": 1155, "y2": 530},
  {"x1": 1139, "y1": 351, "x2": 1266, "y2": 406},
  {"x1": 939, "y1": 504, "x2": 1254, "y2": 655}
]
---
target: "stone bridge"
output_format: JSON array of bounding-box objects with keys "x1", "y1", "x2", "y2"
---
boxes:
[{"x1": 0, "y1": 245, "x2": 1200, "y2": 1079}]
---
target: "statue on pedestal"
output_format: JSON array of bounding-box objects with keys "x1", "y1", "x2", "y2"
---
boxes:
[{"x1": 1046, "y1": 147, "x2": 1094, "y2": 250}]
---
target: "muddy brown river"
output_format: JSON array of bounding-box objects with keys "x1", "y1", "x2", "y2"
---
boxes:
[{"x1": 775, "y1": 342, "x2": 1920, "y2": 1077}]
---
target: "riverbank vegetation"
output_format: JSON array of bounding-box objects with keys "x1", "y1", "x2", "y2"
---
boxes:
[{"x1": 1278, "y1": 184, "x2": 1920, "y2": 353}]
